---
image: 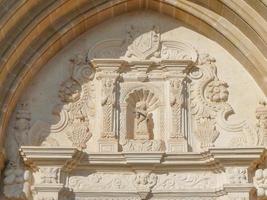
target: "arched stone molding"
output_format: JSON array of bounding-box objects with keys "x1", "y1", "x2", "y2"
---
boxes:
[
  {"x1": 0, "y1": 2, "x2": 267, "y2": 200},
  {"x1": 1, "y1": 0, "x2": 267, "y2": 151}
]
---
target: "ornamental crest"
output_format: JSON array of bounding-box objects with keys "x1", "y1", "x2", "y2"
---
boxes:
[{"x1": 126, "y1": 25, "x2": 160, "y2": 59}]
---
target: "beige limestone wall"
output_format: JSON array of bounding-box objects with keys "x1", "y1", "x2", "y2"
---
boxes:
[{"x1": 5, "y1": 11, "x2": 265, "y2": 153}]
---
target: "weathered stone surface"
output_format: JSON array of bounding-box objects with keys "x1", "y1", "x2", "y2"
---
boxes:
[{"x1": 1, "y1": 10, "x2": 267, "y2": 200}]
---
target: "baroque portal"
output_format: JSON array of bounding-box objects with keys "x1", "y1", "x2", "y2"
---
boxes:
[{"x1": 2, "y1": 12, "x2": 267, "y2": 200}]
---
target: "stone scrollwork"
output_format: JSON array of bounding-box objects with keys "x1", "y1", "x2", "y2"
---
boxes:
[
  {"x1": 153, "y1": 173, "x2": 216, "y2": 191},
  {"x1": 190, "y1": 54, "x2": 232, "y2": 149},
  {"x1": 61, "y1": 54, "x2": 95, "y2": 150}
]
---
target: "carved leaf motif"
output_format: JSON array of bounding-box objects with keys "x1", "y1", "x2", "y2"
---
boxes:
[
  {"x1": 69, "y1": 173, "x2": 135, "y2": 191},
  {"x1": 190, "y1": 54, "x2": 233, "y2": 148},
  {"x1": 154, "y1": 173, "x2": 216, "y2": 190},
  {"x1": 67, "y1": 117, "x2": 91, "y2": 150},
  {"x1": 195, "y1": 117, "x2": 219, "y2": 149}
]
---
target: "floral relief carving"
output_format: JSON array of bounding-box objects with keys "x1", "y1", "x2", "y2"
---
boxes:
[
  {"x1": 4, "y1": 19, "x2": 267, "y2": 200},
  {"x1": 190, "y1": 54, "x2": 232, "y2": 149},
  {"x1": 254, "y1": 168, "x2": 267, "y2": 197},
  {"x1": 227, "y1": 168, "x2": 248, "y2": 184},
  {"x1": 39, "y1": 167, "x2": 59, "y2": 184},
  {"x1": 205, "y1": 80, "x2": 229, "y2": 103},
  {"x1": 56, "y1": 54, "x2": 95, "y2": 150},
  {"x1": 153, "y1": 173, "x2": 216, "y2": 191},
  {"x1": 68, "y1": 173, "x2": 135, "y2": 192}
]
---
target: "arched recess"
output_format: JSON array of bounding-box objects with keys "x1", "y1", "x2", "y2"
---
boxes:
[
  {"x1": 0, "y1": 0, "x2": 267, "y2": 161},
  {"x1": 1, "y1": 2, "x2": 267, "y2": 199}
]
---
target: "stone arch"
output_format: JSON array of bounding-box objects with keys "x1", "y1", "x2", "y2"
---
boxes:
[
  {"x1": 0, "y1": 1, "x2": 267, "y2": 149},
  {"x1": 0, "y1": 3, "x2": 267, "y2": 199}
]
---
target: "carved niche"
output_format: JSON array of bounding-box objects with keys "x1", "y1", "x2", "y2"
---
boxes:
[{"x1": 4, "y1": 23, "x2": 267, "y2": 200}]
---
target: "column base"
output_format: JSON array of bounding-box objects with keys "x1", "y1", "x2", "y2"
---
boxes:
[
  {"x1": 98, "y1": 138, "x2": 118, "y2": 152},
  {"x1": 167, "y1": 138, "x2": 188, "y2": 152}
]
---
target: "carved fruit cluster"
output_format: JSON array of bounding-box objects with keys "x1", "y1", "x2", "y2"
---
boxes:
[
  {"x1": 58, "y1": 79, "x2": 81, "y2": 103},
  {"x1": 254, "y1": 168, "x2": 267, "y2": 196},
  {"x1": 206, "y1": 80, "x2": 229, "y2": 103}
]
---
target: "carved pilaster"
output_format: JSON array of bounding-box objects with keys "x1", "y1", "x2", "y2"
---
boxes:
[
  {"x1": 256, "y1": 101, "x2": 267, "y2": 146},
  {"x1": 169, "y1": 79, "x2": 183, "y2": 138},
  {"x1": 20, "y1": 147, "x2": 80, "y2": 200},
  {"x1": 168, "y1": 79, "x2": 188, "y2": 152},
  {"x1": 91, "y1": 59, "x2": 125, "y2": 152},
  {"x1": 34, "y1": 167, "x2": 63, "y2": 200},
  {"x1": 101, "y1": 78, "x2": 116, "y2": 139}
]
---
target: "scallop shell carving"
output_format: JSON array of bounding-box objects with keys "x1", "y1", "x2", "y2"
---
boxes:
[{"x1": 126, "y1": 88, "x2": 159, "y2": 111}]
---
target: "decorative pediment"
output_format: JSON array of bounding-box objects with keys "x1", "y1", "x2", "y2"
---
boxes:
[{"x1": 87, "y1": 25, "x2": 198, "y2": 63}]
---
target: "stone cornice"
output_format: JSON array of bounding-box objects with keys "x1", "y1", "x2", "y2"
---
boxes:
[{"x1": 19, "y1": 146, "x2": 266, "y2": 172}]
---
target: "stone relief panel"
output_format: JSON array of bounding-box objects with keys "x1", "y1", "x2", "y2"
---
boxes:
[
  {"x1": 3, "y1": 11, "x2": 267, "y2": 200},
  {"x1": 5, "y1": 11, "x2": 264, "y2": 154}
]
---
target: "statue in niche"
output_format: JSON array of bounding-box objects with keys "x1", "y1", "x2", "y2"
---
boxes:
[{"x1": 135, "y1": 101, "x2": 151, "y2": 140}]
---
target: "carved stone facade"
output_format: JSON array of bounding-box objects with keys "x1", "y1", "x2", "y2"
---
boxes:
[{"x1": 1, "y1": 11, "x2": 267, "y2": 200}]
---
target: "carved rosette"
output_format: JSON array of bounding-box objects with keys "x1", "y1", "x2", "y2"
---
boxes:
[
  {"x1": 190, "y1": 54, "x2": 232, "y2": 149},
  {"x1": 58, "y1": 54, "x2": 95, "y2": 150},
  {"x1": 39, "y1": 167, "x2": 60, "y2": 184},
  {"x1": 169, "y1": 79, "x2": 183, "y2": 138},
  {"x1": 101, "y1": 78, "x2": 116, "y2": 138}
]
